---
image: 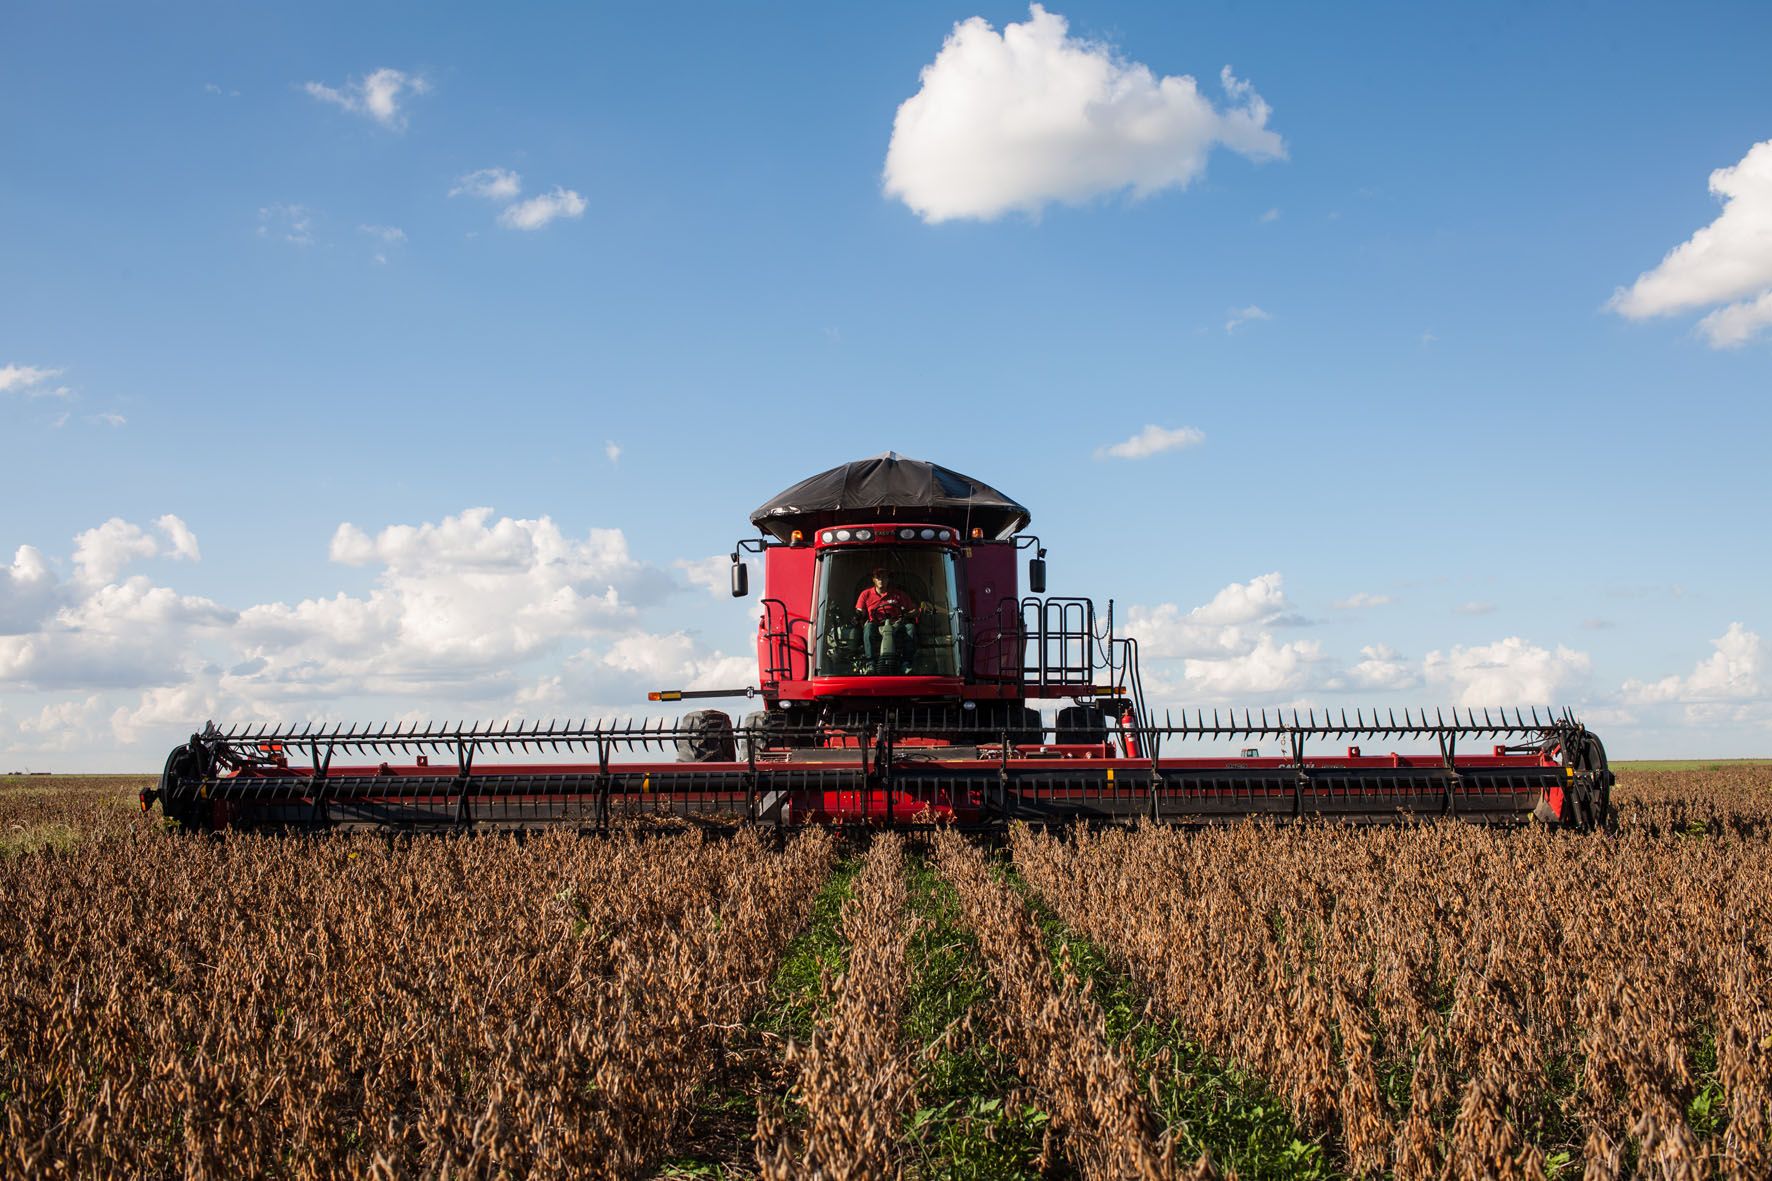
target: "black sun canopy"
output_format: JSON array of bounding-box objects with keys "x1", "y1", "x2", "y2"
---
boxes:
[{"x1": 749, "y1": 452, "x2": 1031, "y2": 542}]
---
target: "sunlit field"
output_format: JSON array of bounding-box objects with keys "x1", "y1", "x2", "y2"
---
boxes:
[{"x1": 3, "y1": 767, "x2": 1768, "y2": 1178}]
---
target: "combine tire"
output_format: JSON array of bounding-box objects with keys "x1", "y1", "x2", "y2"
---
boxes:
[
  {"x1": 676, "y1": 709, "x2": 736, "y2": 763},
  {"x1": 1054, "y1": 705, "x2": 1108, "y2": 747},
  {"x1": 739, "y1": 710, "x2": 771, "y2": 760},
  {"x1": 960, "y1": 704, "x2": 1041, "y2": 748}
]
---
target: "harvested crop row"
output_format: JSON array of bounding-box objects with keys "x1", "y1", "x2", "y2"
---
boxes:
[
  {"x1": 1, "y1": 823, "x2": 832, "y2": 1179},
  {"x1": 1016, "y1": 880, "x2": 1331, "y2": 1178},
  {"x1": 759, "y1": 833, "x2": 918, "y2": 1179},
  {"x1": 932, "y1": 829, "x2": 1175, "y2": 1180},
  {"x1": 1010, "y1": 814, "x2": 1772, "y2": 1180},
  {"x1": 897, "y1": 849, "x2": 1054, "y2": 1177}
]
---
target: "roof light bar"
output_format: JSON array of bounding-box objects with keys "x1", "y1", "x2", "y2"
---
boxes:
[{"x1": 809, "y1": 525, "x2": 960, "y2": 545}]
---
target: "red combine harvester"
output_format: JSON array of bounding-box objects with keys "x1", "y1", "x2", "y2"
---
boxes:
[{"x1": 148, "y1": 454, "x2": 1613, "y2": 832}]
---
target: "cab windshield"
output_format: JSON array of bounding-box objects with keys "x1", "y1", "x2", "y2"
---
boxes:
[{"x1": 813, "y1": 547, "x2": 962, "y2": 677}]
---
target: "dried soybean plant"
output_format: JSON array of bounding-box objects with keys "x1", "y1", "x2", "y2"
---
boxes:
[
  {"x1": 5, "y1": 768, "x2": 1769, "y2": 1179},
  {"x1": 1010, "y1": 778, "x2": 1772, "y2": 1181},
  {"x1": 1, "y1": 819, "x2": 833, "y2": 1180},
  {"x1": 933, "y1": 828, "x2": 1176, "y2": 1180},
  {"x1": 759, "y1": 833, "x2": 919, "y2": 1180}
]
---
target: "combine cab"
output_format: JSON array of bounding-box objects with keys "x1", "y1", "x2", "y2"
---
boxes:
[{"x1": 148, "y1": 453, "x2": 1613, "y2": 832}]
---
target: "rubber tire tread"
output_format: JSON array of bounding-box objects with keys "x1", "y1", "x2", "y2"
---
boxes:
[
  {"x1": 1054, "y1": 704, "x2": 1108, "y2": 747},
  {"x1": 676, "y1": 709, "x2": 737, "y2": 763}
]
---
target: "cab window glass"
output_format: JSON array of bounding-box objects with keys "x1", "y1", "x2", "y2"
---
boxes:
[{"x1": 813, "y1": 547, "x2": 961, "y2": 676}]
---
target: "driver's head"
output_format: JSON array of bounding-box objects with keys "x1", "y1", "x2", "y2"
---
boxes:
[{"x1": 871, "y1": 567, "x2": 890, "y2": 590}]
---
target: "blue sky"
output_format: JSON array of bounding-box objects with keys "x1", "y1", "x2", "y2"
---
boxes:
[{"x1": 2, "y1": 1, "x2": 1768, "y2": 767}]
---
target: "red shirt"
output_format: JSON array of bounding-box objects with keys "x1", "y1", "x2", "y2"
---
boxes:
[{"x1": 855, "y1": 586, "x2": 917, "y2": 621}]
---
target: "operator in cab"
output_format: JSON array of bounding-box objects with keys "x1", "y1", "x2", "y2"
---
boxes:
[{"x1": 855, "y1": 567, "x2": 919, "y2": 674}]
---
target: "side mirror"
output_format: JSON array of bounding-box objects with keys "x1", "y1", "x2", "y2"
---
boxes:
[
  {"x1": 730, "y1": 558, "x2": 749, "y2": 598},
  {"x1": 1028, "y1": 556, "x2": 1047, "y2": 595}
]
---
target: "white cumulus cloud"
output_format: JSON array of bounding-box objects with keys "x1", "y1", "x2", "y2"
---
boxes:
[
  {"x1": 497, "y1": 187, "x2": 587, "y2": 231},
  {"x1": 1188, "y1": 572, "x2": 1289, "y2": 627},
  {"x1": 1, "y1": 546, "x2": 58, "y2": 634},
  {"x1": 0, "y1": 364, "x2": 65, "y2": 395},
  {"x1": 0, "y1": 509, "x2": 761, "y2": 757},
  {"x1": 1093, "y1": 424, "x2": 1204, "y2": 461},
  {"x1": 674, "y1": 555, "x2": 736, "y2": 598},
  {"x1": 598, "y1": 631, "x2": 750, "y2": 693},
  {"x1": 17, "y1": 696, "x2": 104, "y2": 750},
  {"x1": 71, "y1": 516, "x2": 201, "y2": 584},
  {"x1": 304, "y1": 68, "x2": 430, "y2": 130},
  {"x1": 450, "y1": 168, "x2": 523, "y2": 201},
  {"x1": 1182, "y1": 635, "x2": 1321, "y2": 696},
  {"x1": 72, "y1": 520, "x2": 160, "y2": 585},
  {"x1": 1696, "y1": 290, "x2": 1772, "y2": 348},
  {"x1": 0, "y1": 575, "x2": 233, "y2": 692},
  {"x1": 246, "y1": 508, "x2": 675, "y2": 692},
  {"x1": 1342, "y1": 643, "x2": 1420, "y2": 692},
  {"x1": 884, "y1": 5, "x2": 1285, "y2": 223},
  {"x1": 1225, "y1": 305, "x2": 1271, "y2": 333},
  {"x1": 110, "y1": 682, "x2": 223, "y2": 745},
  {"x1": 155, "y1": 515, "x2": 201, "y2": 563},
  {"x1": 1622, "y1": 623, "x2": 1763, "y2": 704},
  {"x1": 1125, "y1": 573, "x2": 1293, "y2": 663},
  {"x1": 1609, "y1": 139, "x2": 1772, "y2": 347},
  {"x1": 1424, "y1": 637, "x2": 1591, "y2": 707}
]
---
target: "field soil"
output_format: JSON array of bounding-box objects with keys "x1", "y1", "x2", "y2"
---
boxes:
[{"x1": 2, "y1": 766, "x2": 1768, "y2": 1178}]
